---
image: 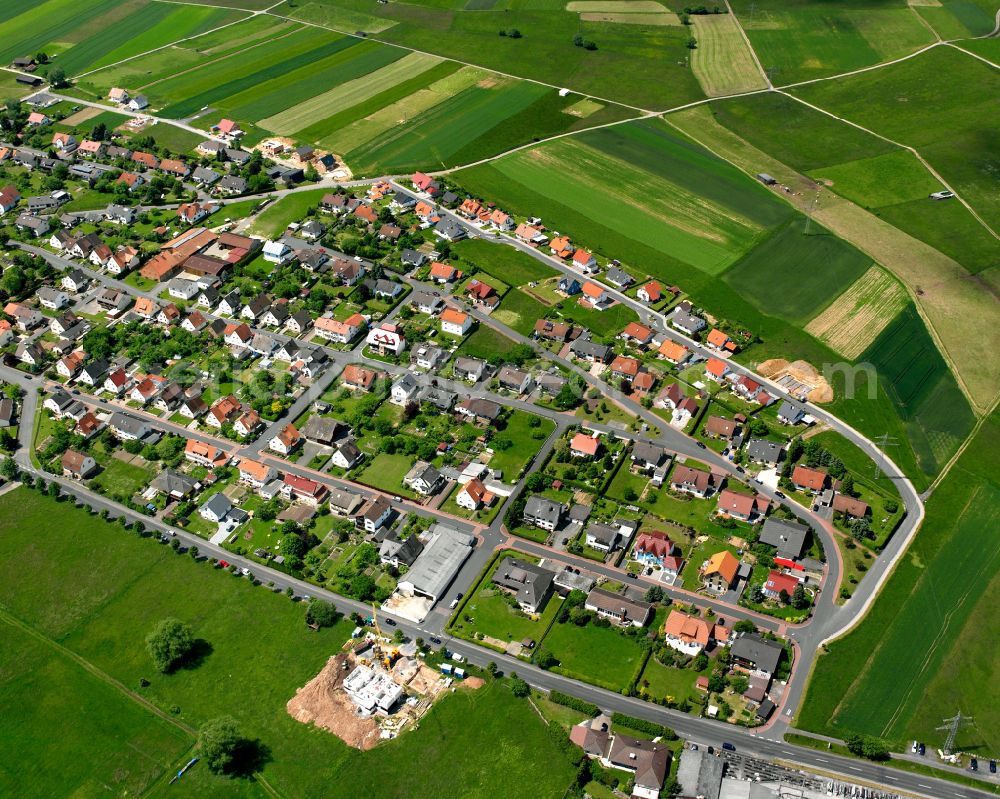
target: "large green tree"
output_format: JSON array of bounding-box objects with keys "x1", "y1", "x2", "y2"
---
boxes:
[{"x1": 145, "y1": 617, "x2": 195, "y2": 673}]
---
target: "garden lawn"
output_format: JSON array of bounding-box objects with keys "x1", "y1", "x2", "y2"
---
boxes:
[
  {"x1": 452, "y1": 237, "x2": 558, "y2": 286},
  {"x1": 541, "y1": 619, "x2": 646, "y2": 693},
  {"x1": 495, "y1": 289, "x2": 551, "y2": 337},
  {"x1": 488, "y1": 411, "x2": 554, "y2": 480},
  {"x1": 456, "y1": 324, "x2": 518, "y2": 362},
  {"x1": 249, "y1": 189, "x2": 329, "y2": 238},
  {"x1": 637, "y1": 656, "x2": 700, "y2": 704},
  {"x1": 354, "y1": 452, "x2": 417, "y2": 497},
  {"x1": 92, "y1": 457, "x2": 154, "y2": 499},
  {"x1": 0, "y1": 489, "x2": 577, "y2": 799},
  {"x1": 453, "y1": 582, "x2": 562, "y2": 645}
]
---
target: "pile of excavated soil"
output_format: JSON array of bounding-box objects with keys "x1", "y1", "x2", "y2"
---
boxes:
[{"x1": 286, "y1": 654, "x2": 381, "y2": 750}]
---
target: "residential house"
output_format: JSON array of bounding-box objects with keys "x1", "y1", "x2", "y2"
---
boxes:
[
  {"x1": 390, "y1": 373, "x2": 419, "y2": 406},
  {"x1": 570, "y1": 337, "x2": 611, "y2": 364},
  {"x1": 759, "y1": 518, "x2": 809, "y2": 561},
  {"x1": 199, "y1": 493, "x2": 233, "y2": 523},
  {"x1": 61, "y1": 449, "x2": 98, "y2": 479},
  {"x1": 269, "y1": 424, "x2": 301, "y2": 455},
  {"x1": 455, "y1": 478, "x2": 496, "y2": 511},
  {"x1": 455, "y1": 397, "x2": 502, "y2": 424},
  {"x1": 609, "y1": 355, "x2": 640, "y2": 383},
  {"x1": 620, "y1": 322, "x2": 654, "y2": 348},
  {"x1": 763, "y1": 570, "x2": 799, "y2": 601},
  {"x1": 584, "y1": 522, "x2": 620, "y2": 553},
  {"x1": 729, "y1": 633, "x2": 783, "y2": 677},
  {"x1": 440, "y1": 308, "x2": 472, "y2": 336},
  {"x1": 379, "y1": 532, "x2": 424, "y2": 569},
  {"x1": 233, "y1": 409, "x2": 262, "y2": 438},
  {"x1": 150, "y1": 470, "x2": 199, "y2": 500},
  {"x1": 715, "y1": 489, "x2": 769, "y2": 523},
  {"x1": 657, "y1": 340, "x2": 690, "y2": 365},
  {"x1": 631, "y1": 442, "x2": 668, "y2": 472},
  {"x1": 670, "y1": 465, "x2": 718, "y2": 498},
  {"x1": 580, "y1": 281, "x2": 612, "y2": 310},
  {"x1": 492, "y1": 557, "x2": 554, "y2": 614},
  {"x1": 358, "y1": 496, "x2": 392, "y2": 533},
  {"x1": 706, "y1": 328, "x2": 736, "y2": 352},
  {"x1": 404, "y1": 461, "x2": 444, "y2": 496},
  {"x1": 281, "y1": 473, "x2": 329, "y2": 506},
  {"x1": 702, "y1": 550, "x2": 740, "y2": 595},
  {"x1": 584, "y1": 588, "x2": 652, "y2": 627},
  {"x1": 342, "y1": 365, "x2": 378, "y2": 392},
  {"x1": 497, "y1": 366, "x2": 532, "y2": 394},
  {"x1": 704, "y1": 415, "x2": 739, "y2": 441},
  {"x1": 523, "y1": 495, "x2": 565, "y2": 531},
  {"x1": 453, "y1": 356, "x2": 487, "y2": 383},
  {"x1": 206, "y1": 394, "x2": 242, "y2": 429},
  {"x1": 429, "y1": 261, "x2": 460, "y2": 283},
  {"x1": 365, "y1": 322, "x2": 405, "y2": 356},
  {"x1": 777, "y1": 400, "x2": 807, "y2": 425},
  {"x1": 605, "y1": 266, "x2": 633, "y2": 288},
  {"x1": 832, "y1": 494, "x2": 870, "y2": 520},
  {"x1": 670, "y1": 307, "x2": 706, "y2": 336},
  {"x1": 637, "y1": 281, "x2": 662, "y2": 304},
  {"x1": 331, "y1": 439, "x2": 363, "y2": 470},
  {"x1": 410, "y1": 291, "x2": 444, "y2": 315},
  {"x1": 745, "y1": 438, "x2": 784, "y2": 467},
  {"x1": 632, "y1": 531, "x2": 676, "y2": 568},
  {"x1": 411, "y1": 344, "x2": 446, "y2": 371},
  {"x1": 791, "y1": 465, "x2": 828, "y2": 494},
  {"x1": 238, "y1": 459, "x2": 277, "y2": 489},
  {"x1": 262, "y1": 240, "x2": 293, "y2": 264},
  {"x1": 570, "y1": 432, "x2": 600, "y2": 459},
  {"x1": 184, "y1": 439, "x2": 228, "y2": 468}
]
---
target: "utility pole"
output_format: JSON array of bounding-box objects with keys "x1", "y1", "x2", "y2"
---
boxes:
[
  {"x1": 803, "y1": 186, "x2": 821, "y2": 234},
  {"x1": 937, "y1": 711, "x2": 972, "y2": 755},
  {"x1": 872, "y1": 433, "x2": 898, "y2": 481}
]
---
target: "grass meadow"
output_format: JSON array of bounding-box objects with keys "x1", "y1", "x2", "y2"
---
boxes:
[
  {"x1": 729, "y1": 0, "x2": 934, "y2": 83},
  {"x1": 452, "y1": 238, "x2": 559, "y2": 286},
  {"x1": 0, "y1": 489, "x2": 578, "y2": 798},
  {"x1": 279, "y1": 0, "x2": 706, "y2": 110},
  {"x1": 690, "y1": 13, "x2": 768, "y2": 96},
  {"x1": 799, "y1": 411, "x2": 1000, "y2": 753},
  {"x1": 791, "y1": 47, "x2": 1000, "y2": 229}
]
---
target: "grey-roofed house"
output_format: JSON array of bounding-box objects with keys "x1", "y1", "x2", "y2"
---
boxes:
[
  {"x1": 396, "y1": 524, "x2": 474, "y2": 603},
  {"x1": 570, "y1": 336, "x2": 611, "y2": 364},
  {"x1": 379, "y1": 531, "x2": 424, "y2": 568},
  {"x1": 401, "y1": 248, "x2": 427, "y2": 268},
  {"x1": 758, "y1": 518, "x2": 809, "y2": 560},
  {"x1": 328, "y1": 487, "x2": 364, "y2": 516},
  {"x1": 584, "y1": 522, "x2": 620, "y2": 553},
  {"x1": 409, "y1": 290, "x2": 444, "y2": 315},
  {"x1": 404, "y1": 460, "x2": 444, "y2": 496},
  {"x1": 523, "y1": 495, "x2": 565, "y2": 531},
  {"x1": 492, "y1": 557, "x2": 555, "y2": 613},
  {"x1": 455, "y1": 397, "x2": 501, "y2": 423},
  {"x1": 300, "y1": 415, "x2": 344, "y2": 446},
  {"x1": 108, "y1": 411, "x2": 157, "y2": 442},
  {"x1": 745, "y1": 437, "x2": 784, "y2": 466},
  {"x1": 631, "y1": 441, "x2": 668, "y2": 471},
  {"x1": 0, "y1": 398, "x2": 16, "y2": 428},
  {"x1": 199, "y1": 492, "x2": 233, "y2": 523},
  {"x1": 150, "y1": 469, "x2": 198, "y2": 499},
  {"x1": 453, "y1": 356, "x2": 487, "y2": 383},
  {"x1": 536, "y1": 372, "x2": 568, "y2": 396},
  {"x1": 434, "y1": 218, "x2": 466, "y2": 241},
  {"x1": 605, "y1": 266, "x2": 634, "y2": 288},
  {"x1": 584, "y1": 588, "x2": 653, "y2": 627},
  {"x1": 777, "y1": 400, "x2": 806, "y2": 425},
  {"x1": 670, "y1": 307, "x2": 706, "y2": 335},
  {"x1": 217, "y1": 175, "x2": 247, "y2": 195},
  {"x1": 192, "y1": 166, "x2": 220, "y2": 186},
  {"x1": 371, "y1": 279, "x2": 403, "y2": 299},
  {"x1": 729, "y1": 632, "x2": 784, "y2": 676},
  {"x1": 418, "y1": 385, "x2": 456, "y2": 412}
]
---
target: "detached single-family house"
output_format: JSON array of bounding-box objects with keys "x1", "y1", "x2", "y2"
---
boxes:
[
  {"x1": 403, "y1": 461, "x2": 444, "y2": 496},
  {"x1": 523, "y1": 495, "x2": 565, "y2": 531},
  {"x1": 584, "y1": 588, "x2": 652, "y2": 628}
]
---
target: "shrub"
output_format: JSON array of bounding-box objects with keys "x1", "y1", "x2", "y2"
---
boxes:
[{"x1": 549, "y1": 690, "x2": 598, "y2": 716}]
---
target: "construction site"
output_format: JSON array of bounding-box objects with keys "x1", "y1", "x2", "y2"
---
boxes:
[{"x1": 287, "y1": 613, "x2": 476, "y2": 750}]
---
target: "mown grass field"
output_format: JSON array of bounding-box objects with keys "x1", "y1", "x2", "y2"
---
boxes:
[
  {"x1": 729, "y1": 0, "x2": 934, "y2": 83},
  {"x1": 248, "y1": 189, "x2": 330, "y2": 238},
  {"x1": 723, "y1": 217, "x2": 873, "y2": 324},
  {"x1": 799, "y1": 412, "x2": 1000, "y2": 753},
  {"x1": 460, "y1": 119, "x2": 791, "y2": 276},
  {"x1": 690, "y1": 13, "x2": 768, "y2": 96},
  {"x1": 791, "y1": 47, "x2": 1000, "y2": 231},
  {"x1": 859, "y1": 304, "x2": 976, "y2": 477},
  {"x1": 804, "y1": 266, "x2": 909, "y2": 359},
  {"x1": 0, "y1": 489, "x2": 578, "y2": 799},
  {"x1": 542, "y1": 619, "x2": 646, "y2": 693},
  {"x1": 457, "y1": 324, "x2": 519, "y2": 362},
  {"x1": 49, "y1": 2, "x2": 247, "y2": 76},
  {"x1": 452, "y1": 238, "x2": 558, "y2": 286},
  {"x1": 811, "y1": 150, "x2": 943, "y2": 209},
  {"x1": 279, "y1": 0, "x2": 706, "y2": 110},
  {"x1": 913, "y1": 0, "x2": 999, "y2": 38}
]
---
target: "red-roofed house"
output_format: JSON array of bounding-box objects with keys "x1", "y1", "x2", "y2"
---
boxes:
[
  {"x1": 637, "y1": 281, "x2": 661, "y2": 304},
  {"x1": 269, "y1": 423, "x2": 301, "y2": 455},
  {"x1": 570, "y1": 432, "x2": 600, "y2": 458},
  {"x1": 455, "y1": 478, "x2": 496, "y2": 511},
  {"x1": 621, "y1": 322, "x2": 653, "y2": 347},
  {"x1": 282, "y1": 473, "x2": 328, "y2": 505},
  {"x1": 763, "y1": 570, "x2": 799, "y2": 600},
  {"x1": 791, "y1": 465, "x2": 828, "y2": 494},
  {"x1": 705, "y1": 357, "x2": 729, "y2": 382},
  {"x1": 715, "y1": 489, "x2": 769, "y2": 522},
  {"x1": 440, "y1": 307, "x2": 472, "y2": 336},
  {"x1": 657, "y1": 340, "x2": 690, "y2": 365},
  {"x1": 342, "y1": 365, "x2": 378, "y2": 392},
  {"x1": 580, "y1": 281, "x2": 612, "y2": 310},
  {"x1": 633, "y1": 531, "x2": 675, "y2": 567},
  {"x1": 572, "y1": 249, "x2": 597, "y2": 273},
  {"x1": 429, "y1": 262, "x2": 460, "y2": 283},
  {"x1": 609, "y1": 355, "x2": 640, "y2": 382},
  {"x1": 185, "y1": 439, "x2": 228, "y2": 468}
]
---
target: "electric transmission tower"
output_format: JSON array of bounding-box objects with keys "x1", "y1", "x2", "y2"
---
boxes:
[
  {"x1": 937, "y1": 711, "x2": 972, "y2": 755},
  {"x1": 872, "y1": 433, "x2": 897, "y2": 481}
]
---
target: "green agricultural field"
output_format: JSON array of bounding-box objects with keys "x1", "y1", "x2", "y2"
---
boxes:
[
  {"x1": 790, "y1": 47, "x2": 1000, "y2": 226},
  {"x1": 49, "y1": 2, "x2": 247, "y2": 77},
  {"x1": 913, "y1": 0, "x2": 1000, "y2": 38},
  {"x1": 812, "y1": 150, "x2": 943, "y2": 209},
  {"x1": 0, "y1": 619, "x2": 193, "y2": 798},
  {"x1": 690, "y1": 12, "x2": 768, "y2": 97},
  {"x1": 279, "y1": 0, "x2": 705, "y2": 110},
  {"x1": 798, "y1": 412, "x2": 1000, "y2": 753},
  {"x1": 858, "y1": 304, "x2": 976, "y2": 478},
  {"x1": 457, "y1": 324, "x2": 520, "y2": 362},
  {"x1": 709, "y1": 92, "x2": 899, "y2": 172},
  {"x1": 723, "y1": 217, "x2": 872, "y2": 325},
  {"x1": 74, "y1": 16, "x2": 303, "y2": 98},
  {"x1": 458, "y1": 119, "x2": 791, "y2": 276},
  {"x1": 155, "y1": 31, "x2": 361, "y2": 119},
  {"x1": 729, "y1": 0, "x2": 934, "y2": 83},
  {"x1": 452, "y1": 238, "x2": 559, "y2": 286},
  {"x1": 0, "y1": 0, "x2": 122, "y2": 66},
  {"x1": 260, "y1": 51, "x2": 442, "y2": 134},
  {"x1": 542, "y1": 619, "x2": 647, "y2": 693},
  {"x1": 0, "y1": 489, "x2": 580, "y2": 799},
  {"x1": 495, "y1": 289, "x2": 552, "y2": 337}
]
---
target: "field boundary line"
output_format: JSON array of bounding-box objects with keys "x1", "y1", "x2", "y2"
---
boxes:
[
  {"x1": 775, "y1": 89, "x2": 1000, "y2": 251},
  {"x1": 946, "y1": 40, "x2": 1000, "y2": 70},
  {"x1": 73, "y1": 5, "x2": 261, "y2": 80},
  {"x1": 723, "y1": 0, "x2": 772, "y2": 88},
  {"x1": 263, "y1": 11, "x2": 656, "y2": 113},
  {"x1": 923, "y1": 394, "x2": 1000, "y2": 497},
  {"x1": 774, "y1": 41, "x2": 943, "y2": 91},
  {"x1": 907, "y1": 3, "x2": 943, "y2": 42},
  {"x1": 432, "y1": 111, "x2": 656, "y2": 174},
  {"x1": 0, "y1": 608, "x2": 197, "y2": 737},
  {"x1": 135, "y1": 25, "x2": 304, "y2": 94}
]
